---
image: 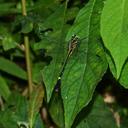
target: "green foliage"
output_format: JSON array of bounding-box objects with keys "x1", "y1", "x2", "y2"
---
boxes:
[
  {"x1": 101, "y1": 0, "x2": 128, "y2": 88},
  {"x1": 0, "y1": 3, "x2": 18, "y2": 15},
  {"x1": 0, "y1": 0, "x2": 128, "y2": 128},
  {"x1": 28, "y1": 86, "x2": 44, "y2": 128},
  {"x1": 61, "y1": 0, "x2": 107, "y2": 127},
  {"x1": 40, "y1": 4, "x2": 69, "y2": 102},
  {"x1": 0, "y1": 57, "x2": 27, "y2": 80},
  {"x1": 0, "y1": 76, "x2": 11, "y2": 101},
  {"x1": 0, "y1": 26, "x2": 18, "y2": 51},
  {"x1": 0, "y1": 92, "x2": 28, "y2": 128},
  {"x1": 75, "y1": 96, "x2": 117, "y2": 128},
  {"x1": 101, "y1": 0, "x2": 128, "y2": 80},
  {"x1": 34, "y1": 114, "x2": 45, "y2": 128},
  {"x1": 0, "y1": 109, "x2": 19, "y2": 128},
  {"x1": 49, "y1": 90, "x2": 64, "y2": 128}
]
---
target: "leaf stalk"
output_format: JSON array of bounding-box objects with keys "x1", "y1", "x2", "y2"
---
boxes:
[{"x1": 21, "y1": 0, "x2": 33, "y2": 97}]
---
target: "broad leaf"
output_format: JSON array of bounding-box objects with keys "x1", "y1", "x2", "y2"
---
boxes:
[
  {"x1": 0, "y1": 109, "x2": 19, "y2": 128},
  {"x1": 32, "y1": 62, "x2": 45, "y2": 84},
  {"x1": 119, "y1": 60, "x2": 128, "y2": 88},
  {"x1": 0, "y1": 57, "x2": 27, "y2": 80},
  {"x1": 28, "y1": 0, "x2": 61, "y2": 18},
  {"x1": 0, "y1": 76, "x2": 11, "y2": 101},
  {"x1": 7, "y1": 92, "x2": 28, "y2": 121},
  {"x1": 28, "y1": 85, "x2": 44, "y2": 128},
  {"x1": 0, "y1": 3, "x2": 17, "y2": 15},
  {"x1": 2, "y1": 35, "x2": 17, "y2": 51},
  {"x1": 0, "y1": 92, "x2": 28, "y2": 128},
  {"x1": 106, "y1": 52, "x2": 128, "y2": 88},
  {"x1": 21, "y1": 17, "x2": 33, "y2": 34},
  {"x1": 0, "y1": 26, "x2": 17, "y2": 51},
  {"x1": 33, "y1": 1, "x2": 79, "y2": 102},
  {"x1": 61, "y1": 0, "x2": 107, "y2": 127},
  {"x1": 34, "y1": 114, "x2": 45, "y2": 128},
  {"x1": 75, "y1": 96, "x2": 117, "y2": 128},
  {"x1": 101, "y1": 0, "x2": 128, "y2": 79},
  {"x1": 49, "y1": 89, "x2": 64, "y2": 128},
  {"x1": 39, "y1": 5, "x2": 70, "y2": 102}
]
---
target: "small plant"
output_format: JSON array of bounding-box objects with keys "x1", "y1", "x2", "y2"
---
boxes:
[{"x1": 0, "y1": 0, "x2": 128, "y2": 128}]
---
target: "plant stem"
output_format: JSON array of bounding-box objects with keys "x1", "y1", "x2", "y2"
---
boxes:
[{"x1": 21, "y1": 0, "x2": 33, "y2": 96}]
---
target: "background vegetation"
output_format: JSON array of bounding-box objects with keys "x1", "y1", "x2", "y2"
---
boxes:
[{"x1": 0, "y1": 0, "x2": 128, "y2": 128}]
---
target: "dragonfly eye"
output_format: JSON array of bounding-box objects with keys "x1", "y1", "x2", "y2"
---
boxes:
[
  {"x1": 71, "y1": 33, "x2": 78, "y2": 38},
  {"x1": 71, "y1": 34, "x2": 76, "y2": 39}
]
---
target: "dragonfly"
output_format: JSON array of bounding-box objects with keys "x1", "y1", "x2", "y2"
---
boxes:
[
  {"x1": 34, "y1": 33, "x2": 87, "y2": 92},
  {"x1": 58, "y1": 34, "x2": 80, "y2": 79},
  {"x1": 51, "y1": 34, "x2": 87, "y2": 92},
  {"x1": 34, "y1": 33, "x2": 87, "y2": 57}
]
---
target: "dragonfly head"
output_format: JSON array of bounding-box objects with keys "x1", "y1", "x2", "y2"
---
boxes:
[{"x1": 71, "y1": 34, "x2": 79, "y2": 40}]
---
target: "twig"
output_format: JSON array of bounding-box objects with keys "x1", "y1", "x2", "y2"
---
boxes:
[{"x1": 21, "y1": 0, "x2": 33, "y2": 97}]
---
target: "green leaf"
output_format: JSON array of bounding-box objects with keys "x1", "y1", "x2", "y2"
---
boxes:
[
  {"x1": 34, "y1": 114, "x2": 45, "y2": 128},
  {"x1": 0, "y1": 92, "x2": 28, "y2": 128},
  {"x1": 75, "y1": 96, "x2": 117, "y2": 128},
  {"x1": 101, "y1": 0, "x2": 128, "y2": 79},
  {"x1": 49, "y1": 90, "x2": 64, "y2": 128},
  {"x1": 2, "y1": 35, "x2": 17, "y2": 51},
  {"x1": 28, "y1": 0, "x2": 60, "y2": 18},
  {"x1": 32, "y1": 62, "x2": 45, "y2": 84},
  {"x1": 7, "y1": 92, "x2": 28, "y2": 121},
  {"x1": 119, "y1": 61, "x2": 128, "y2": 88},
  {"x1": 0, "y1": 76, "x2": 11, "y2": 101},
  {"x1": 0, "y1": 109, "x2": 19, "y2": 128},
  {"x1": 0, "y1": 57, "x2": 27, "y2": 80},
  {"x1": 28, "y1": 86, "x2": 44, "y2": 128},
  {"x1": 61, "y1": 0, "x2": 107, "y2": 127},
  {"x1": 39, "y1": 5, "x2": 69, "y2": 102},
  {"x1": 0, "y1": 26, "x2": 17, "y2": 51},
  {"x1": 21, "y1": 17, "x2": 33, "y2": 34},
  {"x1": 107, "y1": 53, "x2": 128, "y2": 88},
  {"x1": 66, "y1": 7, "x2": 79, "y2": 22},
  {"x1": 0, "y1": 3, "x2": 17, "y2": 15}
]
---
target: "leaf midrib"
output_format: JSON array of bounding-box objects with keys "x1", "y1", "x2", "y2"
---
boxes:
[{"x1": 69, "y1": 0, "x2": 96, "y2": 127}]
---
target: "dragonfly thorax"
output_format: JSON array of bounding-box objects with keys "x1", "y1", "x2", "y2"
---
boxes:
[{"x1": 68, "y1": 35, "x2": 79, "y2": 56}]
